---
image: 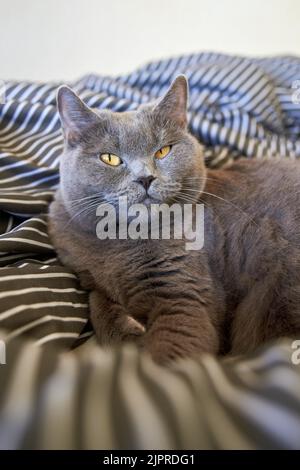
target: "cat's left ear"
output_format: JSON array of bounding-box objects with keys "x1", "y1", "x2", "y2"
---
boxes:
[{"x1": 153, "y1": 75, "x2": 188, "y2": 128}]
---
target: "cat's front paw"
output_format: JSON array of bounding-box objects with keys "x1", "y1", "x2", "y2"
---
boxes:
[
  {"x1": 145, "y1": 343, "x2": 184, "y2": 365},
  {"x1": 118, "y1": 315, "x2": 146, "y2": 342}
]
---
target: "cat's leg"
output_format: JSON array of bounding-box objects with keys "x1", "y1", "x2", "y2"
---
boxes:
[
  {"x1": 140, "y1": 305, "x2": 220, "y2": 364},
  {"x1": 89, "y1": 290, "x2": 145, "y2": 345},
  {"x1": 229, "y1": 288, "x2": 268, "y2": 355},
  {"x1": 229, "y1": 218, "x2": 300, "y2": 355},
  {"x1": 229, "y1": 273, "x2": 300, "y2": 355}
]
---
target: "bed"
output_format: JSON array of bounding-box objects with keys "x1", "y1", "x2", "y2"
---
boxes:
[{"x1": 1, "y1": 52, "x2": 300, "y2": 449}]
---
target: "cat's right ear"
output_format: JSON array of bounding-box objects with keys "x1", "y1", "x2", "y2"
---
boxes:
[{"x1": 57, "y1": 86, "x2": 98, "y2": 146}]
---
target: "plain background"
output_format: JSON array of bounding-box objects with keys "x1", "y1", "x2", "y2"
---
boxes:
[{"x1": 1, "y1": 0, "x2": 300, "y2": 82}]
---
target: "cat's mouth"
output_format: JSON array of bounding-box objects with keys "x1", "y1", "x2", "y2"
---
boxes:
[
  {"x1": 132, "y1": 190, "x2": 177, "y2": 206},
  {"x1": 142, "y1": 196, "x2": 158, "y2": 205}
]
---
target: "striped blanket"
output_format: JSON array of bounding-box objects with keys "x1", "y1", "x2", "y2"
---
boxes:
[
  {"x1": 1, "y1": 52, "x2": 300, "y2": 449},
  {"x1": 1, "y1": 333, "x2": 300, "y2": 449}
]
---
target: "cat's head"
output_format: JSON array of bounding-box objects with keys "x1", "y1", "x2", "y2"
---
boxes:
[{"x1": 57, "y1": 76, "x2": 206, "y2": 226}]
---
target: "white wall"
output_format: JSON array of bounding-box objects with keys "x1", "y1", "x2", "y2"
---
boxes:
[{"x1": 1, "y1": 0, "x2": 300, "y2": 82}]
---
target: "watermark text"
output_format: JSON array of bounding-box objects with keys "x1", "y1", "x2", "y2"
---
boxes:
[{"x1": 95, "y1": 196, "x2": 205, "y2": 251}]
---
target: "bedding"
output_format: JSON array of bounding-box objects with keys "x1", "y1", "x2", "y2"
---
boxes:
[
  {"x1": 1, "y1": 331, "x2": 300, "y2": 449},
  {"x1": 1, "y1": 52, "x2": 300, "y2": 449}
]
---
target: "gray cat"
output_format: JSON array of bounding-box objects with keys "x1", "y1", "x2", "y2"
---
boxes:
[{"x1": 49, "y1": 76, "x2": 300, "y2": 363}]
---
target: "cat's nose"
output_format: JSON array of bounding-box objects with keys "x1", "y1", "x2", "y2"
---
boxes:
[{"x1": 135, "y1": 175, "x2": 156, "y2": 192}]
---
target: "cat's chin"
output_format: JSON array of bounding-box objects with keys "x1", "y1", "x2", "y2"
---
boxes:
[
  {"x1": 142, "y1": 196, "x2": 158, "y2": 206},
  {"x1": 133, "y1": 194, "x2": 160, "y2": 206}
]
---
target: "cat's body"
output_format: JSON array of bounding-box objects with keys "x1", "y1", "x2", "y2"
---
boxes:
[{"x1": 49, "y1": 77, "x2": 300, "y2": 363}]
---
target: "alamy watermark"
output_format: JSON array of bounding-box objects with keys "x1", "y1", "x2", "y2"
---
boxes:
[
  {"x1": 95, "y1": 196, "x2": 205, "y2": 251},
  {"x1": 0, "y1": 80, "x2": 6, "y2": 104},
  {"x1": 0, "y1": 340, "x2": 6, "y2": 365},
  {"x1": 291, "y1": 340, "x2": 300, "y2": 365}
]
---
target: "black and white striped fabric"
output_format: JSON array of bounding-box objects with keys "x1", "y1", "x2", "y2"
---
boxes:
[
  {"x1": 1, "y1": 333, "x2": 299, "y2": 449},
  {"x1": 0, "y1": 52, "x2": 300, "y2": 348}
]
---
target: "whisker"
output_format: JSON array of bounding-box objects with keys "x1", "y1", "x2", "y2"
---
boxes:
[
  {"x1": 182, "y1": 188, "x2": 258, "y2": 227},
  {"x1": 183, "y1": 177, "x2": 225, "y2": 188},
  {"x1": 68, "y1": 195, "x2": 106, "y2": 209},
  {"x1": 184, "y1": 176, "x2": 223, "y2": 183},
  {"x1": 68, "y1": 194, "x2": 103, "y2": 203},
  {"x1": 64, "y1": 200, "x2": 112, "y2": 229}
]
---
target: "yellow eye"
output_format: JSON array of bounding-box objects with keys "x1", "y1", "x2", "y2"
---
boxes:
[
  {"x1": 154, "y1": 145, "x2": 172, "y2": 160},
  {"x1": 100, "y1": 153, "x2": 122, "y2": 167}
]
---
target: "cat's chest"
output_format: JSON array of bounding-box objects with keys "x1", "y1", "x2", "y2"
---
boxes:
[
  {"x1": 49, "y1": 201, "x2": 208, "y2": 304},
  {"x1": 90, "y1": 237, "x2": 195, "y2": 303}
]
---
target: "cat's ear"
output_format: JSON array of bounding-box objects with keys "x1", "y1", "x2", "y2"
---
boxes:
[
  {"x1": 153, "y1": 75, "x2": 188, "y2": 128},
  {"x1": 57, "y1": 86, "x2": 98, "y2": 145}
]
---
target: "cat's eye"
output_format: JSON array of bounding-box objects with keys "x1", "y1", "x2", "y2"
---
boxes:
[
  {"x1": 100, "y1": 153, "x2": 122, "y2": 167},
  {"x1": 154, "y1": 145, "x2": 172, "y2": 160}
]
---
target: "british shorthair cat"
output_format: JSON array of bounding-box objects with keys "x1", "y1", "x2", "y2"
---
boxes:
[{"x1": 49, "y1": 76, "x2": 300, "y2": 363}]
